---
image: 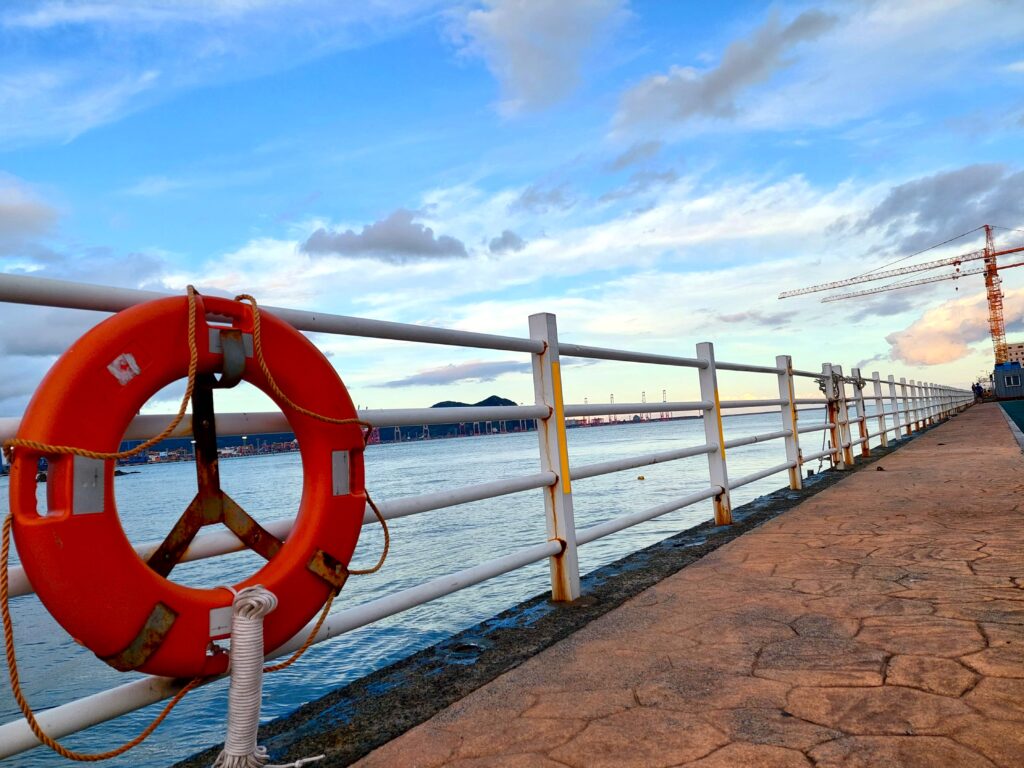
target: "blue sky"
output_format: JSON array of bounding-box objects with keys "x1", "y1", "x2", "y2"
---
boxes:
[{"x1": 1, "y1": 0, "x2": 1023, "y2": 416}]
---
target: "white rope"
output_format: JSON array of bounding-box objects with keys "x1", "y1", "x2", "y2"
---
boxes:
[{"x1": 212, "y1": 586, "x2": 324, "y2": 768}]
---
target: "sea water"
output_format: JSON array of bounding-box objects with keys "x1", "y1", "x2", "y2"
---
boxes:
[{"x1": 0, "y1": 408, "x2": 863, "y2": 767}]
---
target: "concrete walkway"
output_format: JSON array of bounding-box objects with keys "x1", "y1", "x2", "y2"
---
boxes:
[{"x1": 355, "y1": 404, "x2": 1024, "y2": 768}]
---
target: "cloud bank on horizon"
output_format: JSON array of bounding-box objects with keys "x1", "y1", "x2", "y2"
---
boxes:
[{"x1": 0, "y1": 0, "x2": 1023, "y2": 416}]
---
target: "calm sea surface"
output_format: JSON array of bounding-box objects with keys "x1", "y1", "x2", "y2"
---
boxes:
[{"x1": 1, "y1": 407, "x2": 886, "y2": 767}]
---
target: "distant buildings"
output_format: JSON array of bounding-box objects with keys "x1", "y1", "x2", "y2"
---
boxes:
[{"x1": 1006, "y1": 342, "x2": 1024, "y2": 366}]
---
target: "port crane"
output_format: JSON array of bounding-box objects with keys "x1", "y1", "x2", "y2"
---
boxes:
[{"x1": 779, "y1": 225, "x2": 1024, "y2": 364}]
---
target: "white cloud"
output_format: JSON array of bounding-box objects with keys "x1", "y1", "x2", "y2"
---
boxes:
[
  {"x1": 178, "y1": 170, "x2": 894, "y2": 362},
  {"x1": 488, "y1": 229, "x2": 526, "y2": 254},
  {"x1": 0, "y1": 1, "x2": 444, "y2": 146},
  {"x1": 616, "y1": 10, "x2": 836, "y2": 128},
  {"x1": 886, "y1": 289, "x2": 1024, "y2": 365},
  {"x1": 455, "y1": 0, "x2": 627, "y2": 114},
  {"x1": 303, "y1": 209, "x2": 468, "y2": 262},
  {"x1": 741, "y1": 0, "x2": 1024, "y2": 131},
  {"x1": 3, "y1": 1, "x2": 298, "y2": 28},
  {"x1": 0, "y1": 174, "x2": 57, "y2": 250},
  {"x1": 0, "y1": 67, "x2": 159, "y2": 146},
  {"x1": 606, "y1": 140, "x2": 663, "y2": 171},
  {"x1": 851, "y1": 163, "x2": 1024, "y2": 252},
  {"x1": 122, "y1": 175, "x2": 190, "y2": 197},
  {"x1": 614, "y1": 0, "x2": 1024, "y2": 136}
]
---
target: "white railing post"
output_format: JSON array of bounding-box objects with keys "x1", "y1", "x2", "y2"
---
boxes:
[
  {"x1": 696, "y1": 342, "x2": 732, "y2": 524},
  {"x1": 925, "y1": 382, "x2": 933, "y2": 425},
  {"x1": 822, "y1": 363, "x2": 848, "y2": 470},
  {"x1": 776, "y1": 354, "x2": 802, "y2": 490},
  {"x1": 851, "y1": 367, "x2": 870, "y2": 458},
  {"x1": 872, "y1": 372, "x2": 888, "y2": 448},
  {"x1": 833, "y1": 364, "x2": 855, "y2": 467},
  {"x1": 905, "y1": 376, "x2": 913, "y2": 436},
  {"x1": 887, "y1": 374, "x2": 902, "y2": 439},
  {"x1": 528, "y1": 312, "x2": 580, "y2": 602},
  {"x1": 908, "y1": 380, "x2": 919, "y2": 431}
]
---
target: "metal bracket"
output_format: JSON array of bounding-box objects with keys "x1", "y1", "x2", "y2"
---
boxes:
[
  {"x1": 71, "y1": 456, "x2": 105, "y2": 515},
  {"x1": 307, "y1": 549, "x2": 350, "y2": 590},
  {"x1": 211, "y1": 329, "x2": 246, "y2": 389},
  {"x1": 146, "y1": 375, "x2": 283, "y2": 577},
  {"x1": 331, "y1": 450, "x2": 351, "y2": 496},
  {"x1": 100, "y1": 602, "x2": 178, "y2": 672}
]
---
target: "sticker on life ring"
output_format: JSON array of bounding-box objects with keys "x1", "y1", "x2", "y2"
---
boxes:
[{"x1": 107, "y1": 353, "x2": 141, "y2": 385}]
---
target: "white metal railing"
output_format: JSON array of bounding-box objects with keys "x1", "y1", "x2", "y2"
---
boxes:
[{"x1": 0, "y1": 273, "x2": 975, "y2": 758}]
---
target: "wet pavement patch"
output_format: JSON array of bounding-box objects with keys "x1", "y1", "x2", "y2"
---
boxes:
[{"x1": 175, "y1": 434, "x2": 923, "y2": 768}]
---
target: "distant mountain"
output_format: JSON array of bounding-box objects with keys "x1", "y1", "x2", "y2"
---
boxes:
[
  {"x1": 366, "y1": 394, "x2": 533, "y2": 443},
  {"x1": 431, "y1": 395, "x2": 518, "y2": 408}
]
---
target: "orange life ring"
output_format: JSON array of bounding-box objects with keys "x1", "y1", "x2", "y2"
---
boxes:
[{"x1": 9, "y1": 294, "x2": 366, "y2": 678}]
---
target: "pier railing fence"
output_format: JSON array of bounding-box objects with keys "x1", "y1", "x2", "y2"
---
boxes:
[{"x1": 0, "y1": 273, "x2": 973, "y2": 759}]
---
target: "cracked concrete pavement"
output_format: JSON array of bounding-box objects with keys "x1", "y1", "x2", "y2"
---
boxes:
[{"x1": 354, "y1": 404, "x2": 1024, "y2": 768}]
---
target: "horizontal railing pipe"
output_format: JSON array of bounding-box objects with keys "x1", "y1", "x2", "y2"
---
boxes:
[
  {"x1": 722, "y1": 430, "x2": 791, "y2": 449},
  {"x1": 6, "y1": 472, "x2": 559, "y2": 598},
  {"x1": 0, "y1": 406, "x2": 553, "y2": 444},
  {"x1": 563, "y1": 400, "x2": 709, "y2": 417},
  {"x1": 715, "y1": 362, "x2": 785, "y2": 375},
  {"x1": 727, "y1": 461, "x2": 798, "y2": 490},
  {"x1": 575, "y1": 487, "x2": 720, "y2": 545},
  {"x1": 718, "y1": 398, "x2": 787, "y2": 409},
  {"x1": 0, "y1": 274, "x2": 544, "y2": 354},
  {"x1": 557, "y1": 343, "x2": 707, "y2": 369},
  {"x1": 0, "y1": 675, "x2": 190, "y2": 760},
  {"x1": 570, "y1": 444, "x2": 716, "y2": 481},
  {"x1": 797, "y1": 422, "x2": 834, "y2": 433},
  {"x1": 361, "y1": 405, "x2": 549, "y2": 428},
  {"x1": 801, "y1": 446, "x2": 841, "y2": 462}
]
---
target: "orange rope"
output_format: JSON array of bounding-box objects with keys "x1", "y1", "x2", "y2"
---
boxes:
[
  {"x1": 1, "y1": 286, "x2": 200, "y2": 465},
  {"x1": 233, "y1": 293, "x2": 390, "y2": 571},
  {"x1": 0, "y1": 514, "x2": 202, "y2": 761}
]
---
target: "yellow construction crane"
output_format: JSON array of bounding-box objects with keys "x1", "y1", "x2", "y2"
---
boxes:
[{"x1": 779, "y1": 225, "x2": 1024, "y2": 364}]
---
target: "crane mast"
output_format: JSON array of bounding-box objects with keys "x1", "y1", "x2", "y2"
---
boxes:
[{"x1": 983, "y1": 225, "x2": 1007, "y2": 364}]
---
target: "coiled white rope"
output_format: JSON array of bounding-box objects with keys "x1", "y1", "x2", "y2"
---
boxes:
[{"x1": 212, "y1": 586, "x2": 324, "y2": 768}]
